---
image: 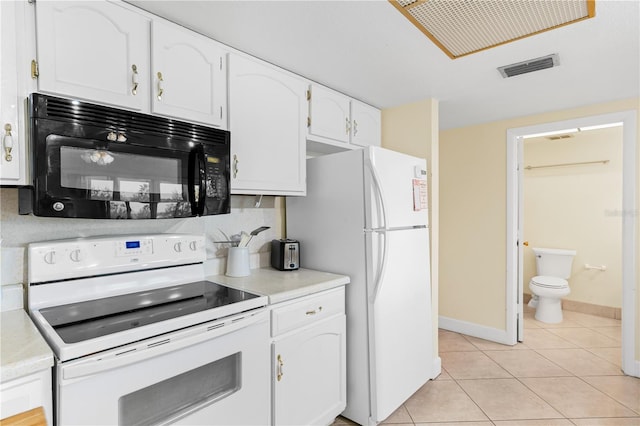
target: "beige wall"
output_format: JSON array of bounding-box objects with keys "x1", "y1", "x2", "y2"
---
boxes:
[
  {"x1": 523, "y1": 127, "x2": 623, "y2": 309},
  {"x1": 439, "y1": 97, "x2": 639, "y2": 362},
  {"x1": 381, "y1": 98, "x2": 439, "y2": 357}
]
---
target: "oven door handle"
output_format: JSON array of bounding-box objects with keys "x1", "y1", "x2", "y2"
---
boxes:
[
  {"x1": 188, "y1": 144, "x2": 207, "y2": 216},
  {"x1": 61, "y1": 310, "x2": 267, "y2": 381}
]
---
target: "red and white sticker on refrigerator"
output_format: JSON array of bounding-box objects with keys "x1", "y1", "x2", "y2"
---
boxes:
[{"x1": 412, "y1": 179, "x2": 428, "y2": 211}]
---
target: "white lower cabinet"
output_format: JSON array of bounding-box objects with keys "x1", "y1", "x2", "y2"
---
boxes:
[
  {"x1": 0, "y1": 370, "x2": 52, "y2": 425},
  {"x1": 270, "y1": 287, "x2": 346, "y2": 425}
]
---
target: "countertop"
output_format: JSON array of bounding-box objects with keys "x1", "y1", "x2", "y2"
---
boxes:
[
  {"x1": 1, "y1": 309, "x2": 53, "y2": 383},
  {"x1": 208, "y1": 267, "x2": 350, "y2": 304}
]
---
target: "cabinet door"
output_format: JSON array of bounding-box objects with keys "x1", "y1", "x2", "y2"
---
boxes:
[
  {"x1": 308, "y1": 84, "x2": 351, "y2": 144},
  {"x1": 272, "y1": 315, "x2": 346, "y2": 426},
  {"x1": 228, "y1": 54, "x2": 306, "y2": 195},
  {"x1": 151, "y1": 20, "x2": 227, "y2": 128},
  {"x1": 351, "y1": 100, "x2": 381, "y2": 147},
  {"x1": 35, "y1": 1, "x2": 149, "y2": 111},
  {"x1": 1, "y1": 0, "x2": 22, "y2": 183}
]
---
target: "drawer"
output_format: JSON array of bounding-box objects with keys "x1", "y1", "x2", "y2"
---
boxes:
[{"x1": 271, "y1": 287, "x2": 344, "y2": 337}]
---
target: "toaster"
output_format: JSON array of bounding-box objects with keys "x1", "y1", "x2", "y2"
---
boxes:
[{"x1": 271, "y1": 239, "x2": 300, "y2": 271}]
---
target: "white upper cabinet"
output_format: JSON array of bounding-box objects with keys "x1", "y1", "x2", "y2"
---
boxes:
[
  {"x1": 35, "y1": 1, "x2": 149, "y2": 111},
  {"x1": 151, "y1": 20, "x2": 226, "y2": 127},
  {"x1": 308, "y1": 83, "x2": 381, "y2": 150},
  {"x1": 308, "y1": 85, "x2": 351, "y2": 144},
  {"x1": 228, "y1": 54, "x2": 306, "y2": 196},
  {"x1": 350, "y1": 99, "x2": 381, "y2": 148},
  {"x1": 1, "y1": 0, "x2": 30, "y2": 186}
]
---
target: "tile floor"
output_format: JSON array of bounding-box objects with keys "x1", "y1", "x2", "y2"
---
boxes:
[{"x1": 334, "y1": 307, "x2": 640, "y2": 425}]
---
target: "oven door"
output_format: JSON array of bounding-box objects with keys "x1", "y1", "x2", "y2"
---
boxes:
[{"x1": 56, "y1": 311, "x2": 270, "y2": 426}]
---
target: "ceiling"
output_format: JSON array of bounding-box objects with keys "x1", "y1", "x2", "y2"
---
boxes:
[{"x1": 128, "y1": 0, "x2": 639, "y2": 130}]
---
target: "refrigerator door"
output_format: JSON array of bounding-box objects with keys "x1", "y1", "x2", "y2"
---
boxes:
[
  {"x1": 366, "y1": 147, "x2": 428, "y2": 230},
  {"x1": 367, "y1": 226, "x2": 432, "y2": 423}
]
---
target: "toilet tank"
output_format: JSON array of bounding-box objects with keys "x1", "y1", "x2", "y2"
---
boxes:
[{"x1": 532, "y1": 247, "x2": 576, "y2": 279}]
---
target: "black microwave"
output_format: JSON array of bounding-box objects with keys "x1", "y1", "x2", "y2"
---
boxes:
[{"x1": 19, "y1": 94, "x2": 230, "y2": 219}]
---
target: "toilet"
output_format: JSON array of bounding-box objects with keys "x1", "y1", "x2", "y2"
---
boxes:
[{"x1": 528, "y1": 247, "x2": 576, "y2": 323}]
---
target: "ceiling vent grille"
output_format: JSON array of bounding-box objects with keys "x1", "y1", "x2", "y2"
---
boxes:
[
  {"x1": 498, "y1": 53, "x2": 560, "y2": 78},
  {"x1": 388, "y1": 0, "x2": 595, "y2": 59}
]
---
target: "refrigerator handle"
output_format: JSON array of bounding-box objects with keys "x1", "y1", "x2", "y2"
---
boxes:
[
  {"x1": 370, "y1": 229, "x2": 390, "y2": 303},
  {"x1": 366, "y1": 159, "x2": 388, "y2": 230}
]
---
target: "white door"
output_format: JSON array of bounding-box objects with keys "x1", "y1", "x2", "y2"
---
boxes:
[
  {"x1": 272, "y1": 315, "x2": 346, "y2": 426},
  {"x1": 151, "y1": 20, "x2": 226, "y2": 128},
  {"x1": 308, "y1": 84, "x2": 351, "y2": 144},
  {"x1": 228, "y1": 54, "x2": 306, "y2": 195},
  {"x1": 517, "y1": 136, "x2": 525, "y2": 342},
  {"x1": 35, "y1": 1, "x2": 149, "y2": 111},
  {"x1": 367, "y1": 227, "x2": 432, "y2": 423},
  {"x1": 351, "y1": 100, "x2": 381, "y2": 147},
  {"x1": 367, "y1": 147, "x2": 429, "y2": 229}
]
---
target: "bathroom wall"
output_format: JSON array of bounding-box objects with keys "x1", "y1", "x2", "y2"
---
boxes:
[
  {"x1": 523, "y1": 127, "x2": 623, "y2": 309},
  {"x1": 0, "y1": 188, "x2": 285, "y2": 292}
]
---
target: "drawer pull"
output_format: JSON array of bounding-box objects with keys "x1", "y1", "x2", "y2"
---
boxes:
[
  {"x1": 277, "y1": 354, "x2": 284, "y2": 381},
  {"x1": 305, "y1": 306, "x2": 323, "y2": 316}
]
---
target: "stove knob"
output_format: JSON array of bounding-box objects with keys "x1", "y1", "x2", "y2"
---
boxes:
[
  {"x1": 70, "y1": 249, "x2": 83, "y2": 262},
  {"x1": 189, "y1": 241, "x2": 197, "y2": 251},
  {"x1": 44, "y1": 251, "x2": 56, "y2": 265},
  {"x1": 173, "y1": 242, "x2": 182, "y2": 253}
]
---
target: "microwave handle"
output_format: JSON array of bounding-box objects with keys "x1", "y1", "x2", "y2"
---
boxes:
[{"x1": 188, "y1": 144, "x2": 207, "y2": 216}]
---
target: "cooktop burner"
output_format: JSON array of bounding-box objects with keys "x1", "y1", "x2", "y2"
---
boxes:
[{"x1": 39, "y1": 281, "x2": 260, "y2": 344}]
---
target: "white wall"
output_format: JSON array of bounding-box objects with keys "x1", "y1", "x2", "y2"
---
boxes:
[
  {"x1": 523, "y1": 127, "x2": 623, "y2": 308},
  {"x1": 0, "y1": 188, "x2": 285, "y2": 290}
]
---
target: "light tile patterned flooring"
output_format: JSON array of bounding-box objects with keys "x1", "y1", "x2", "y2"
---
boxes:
[{"x1": 334, "y1": 307, "x2": 640, "y2": 425}]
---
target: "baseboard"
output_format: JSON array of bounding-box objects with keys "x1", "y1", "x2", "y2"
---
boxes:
[
  {"x1": 438, "y1": 316, "x2": 511, "y2": 345},
  {"x1": 523, "y1": 293, "x2": 622, "y2": 320},
  {"x1": 431, "y1": 356, "x2": 442, "y2": 380}
]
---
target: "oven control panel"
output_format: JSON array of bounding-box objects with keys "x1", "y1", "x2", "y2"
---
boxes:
[
  {"x1": 115, "y1": 239, "x2": 154, "y2": 257},
  {"x1": 28, "y1": 234, "x2": 206, "y2": 284}
]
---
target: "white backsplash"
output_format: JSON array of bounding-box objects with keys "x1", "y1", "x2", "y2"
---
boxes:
[{"x1": 0, "y1": 188, "x2": 285, "y2": 287}]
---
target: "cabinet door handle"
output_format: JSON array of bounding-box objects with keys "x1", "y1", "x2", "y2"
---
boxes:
[
  {"x1": 305, "y1": 306, "x2": 323, "y2": 315},
  {"x1": 345, "y1": 117, "x2": 351, "y2": 135},
  {"x1": 131, "y1": 64, "x2": 139, "y2": 95},
  {"x1": 233, "y1": 154, "x2": 239, "y2": 178},
  {"x1": 3, "y1": 124, "x2": 13, "y2": 162},
  {"x1": 157, "y1": 72, "x2": 164, "y2": 101},
  {"x1": 353, "y1": 119, "x2": 358, "y2": 136},
  {"x1": 277, "y1": 354, "x2": 284, "y2": 381}
]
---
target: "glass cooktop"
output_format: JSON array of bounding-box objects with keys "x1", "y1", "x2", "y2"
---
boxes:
[{"x1": 39, "y1": 281, "x2": 261, "y2": 344}]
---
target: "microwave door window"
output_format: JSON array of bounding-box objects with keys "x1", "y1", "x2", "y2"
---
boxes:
[{"x1": 56, "y1": 146, "x2": 192, "y2": 219}]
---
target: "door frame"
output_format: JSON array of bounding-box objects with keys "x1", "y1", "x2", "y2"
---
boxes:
[{"x1": 506, "y1": 110, "x2": 638, "y2": 377}]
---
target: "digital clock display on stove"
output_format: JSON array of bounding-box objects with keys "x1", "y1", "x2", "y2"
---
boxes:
[{"x1": 126, "y1": 241, "x2": 141, "y2": 249}]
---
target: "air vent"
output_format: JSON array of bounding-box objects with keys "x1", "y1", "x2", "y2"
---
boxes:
[
  {"x1": 498, "y1": 54, "x2": 560, "y2": 78},
  {"x1": 388, "y1": 0, "x2": 594, "y2": 59}
]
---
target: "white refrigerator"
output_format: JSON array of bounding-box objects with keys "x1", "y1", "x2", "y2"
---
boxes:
[{"x1": 287, "y1": 146, "x2": 438, "y2": 425}]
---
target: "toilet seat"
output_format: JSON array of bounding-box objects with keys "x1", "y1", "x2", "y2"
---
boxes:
[{"x1": 530, "y1": 275, "x2": 568, "y2": 289}]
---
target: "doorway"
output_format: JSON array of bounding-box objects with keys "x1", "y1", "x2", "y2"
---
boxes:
[{"x1": 506, "y1": 110, "x2": 638, "y2": 377}]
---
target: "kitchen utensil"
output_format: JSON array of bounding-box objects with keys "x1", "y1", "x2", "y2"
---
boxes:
[
  {"x1": 240, "y1": 226, "x2": 270, "y2": 247},
  {"x1": 238, "y1": 231, "x2": 250, "y2": 248}
]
